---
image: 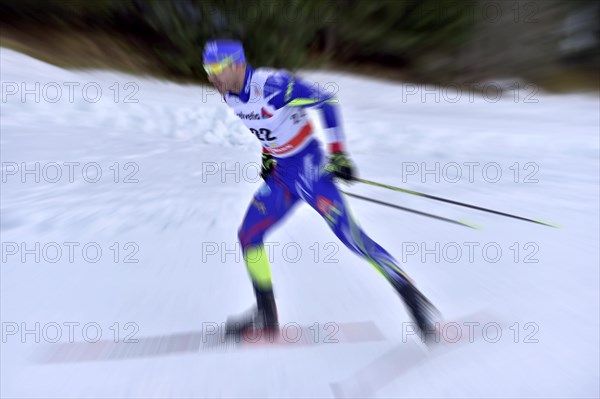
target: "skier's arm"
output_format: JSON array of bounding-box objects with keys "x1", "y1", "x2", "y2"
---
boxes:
[{"x1": 265, "y1": 72, "x2": 346, "y2": 154}]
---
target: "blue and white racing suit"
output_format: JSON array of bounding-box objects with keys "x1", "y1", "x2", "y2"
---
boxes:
[{"x1": 223, "y1": 65, "x2": 410, "y2": 289}]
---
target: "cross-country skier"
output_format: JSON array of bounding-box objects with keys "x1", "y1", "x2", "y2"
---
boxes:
[{"x1": 202, "y1": 39, "x2": 438, "y2": 338}]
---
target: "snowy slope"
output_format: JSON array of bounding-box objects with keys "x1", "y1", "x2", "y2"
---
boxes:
[{"x1": 1, "y1": 47, "x2": 599, "y2": 398}]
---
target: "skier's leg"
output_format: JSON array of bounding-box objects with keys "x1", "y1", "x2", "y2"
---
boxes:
[
  {"x1": 305, "y1": 173, "x2": 439, "y2": 334},
  {"x1": 228, "y1": 177, "x2": 299, "y2": 333},
  {"x1": 238, "y1": 177, "x2": 299, "y2": 288},
  {"x1": 306, "y1": 174, "x2": 411, "y2": 287}
]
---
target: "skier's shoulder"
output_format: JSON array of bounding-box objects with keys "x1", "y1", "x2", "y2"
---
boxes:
[{"x1": 252, "y1": 67, "x2": 295, "y2": 97}]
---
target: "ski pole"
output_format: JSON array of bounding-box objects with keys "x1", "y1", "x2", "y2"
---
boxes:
[
  {"x1": 353, "y1": 177, "x2": 558, "y2": 228},
  {"x1": 340, "y1": 191, "x2": 479, "y2": 229}
]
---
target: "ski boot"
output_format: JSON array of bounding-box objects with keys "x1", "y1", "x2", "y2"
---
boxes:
[
  {"x1": 396, "y1": 281, "x2": 440, "y2": 343},
  {"x1": 225, "y1": 284, "x2": 279, "y2": 339}
]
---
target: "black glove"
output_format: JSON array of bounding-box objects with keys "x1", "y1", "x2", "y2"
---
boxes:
[
  {"x1": 325, "y1": 152, "x2": 356, "y2": 182},
  {"x1": 261, "y1": 152, "x2": 277, "y2": 181}
]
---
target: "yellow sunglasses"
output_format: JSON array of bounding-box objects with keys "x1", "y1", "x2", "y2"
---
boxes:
[{"x1": 203, "y1": 55, "x2": 234, "y2": 75}]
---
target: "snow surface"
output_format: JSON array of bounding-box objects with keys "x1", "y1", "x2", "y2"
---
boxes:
[{"x1": 1, "y1": 47, "x2": 599, "y2": 398}]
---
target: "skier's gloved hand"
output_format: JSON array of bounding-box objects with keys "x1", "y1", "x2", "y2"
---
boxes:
[
  {"x1": 326, "y1": 152, "x2": 356, "y2": 182},
  {"x1": 261, "y1": 152, "x2": 277, "y2": 181}
]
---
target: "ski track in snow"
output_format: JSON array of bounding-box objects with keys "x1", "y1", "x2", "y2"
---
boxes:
[{"x1": 1, "y1": 47, "x2": 599, "y2": 398}]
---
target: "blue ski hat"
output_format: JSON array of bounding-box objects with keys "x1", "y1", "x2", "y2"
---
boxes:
[{"x1": 202, "y1": 39, "x2": 246, "y2": 64}]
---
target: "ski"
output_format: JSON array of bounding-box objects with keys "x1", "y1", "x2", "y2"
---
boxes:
[
  {"x1": 37, "y1": 321, "x2": 386, "y2": 363},
  {"x1": 330, "y1": 309, "x2": 507, "y2": 398},
  {"x1": 200, "y1": 321, "x2": 386, "y2": 352}
]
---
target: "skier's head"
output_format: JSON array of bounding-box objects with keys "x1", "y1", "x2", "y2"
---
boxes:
[{"x1": 202, "y1": 39, "x2": 246, "y2": 94}]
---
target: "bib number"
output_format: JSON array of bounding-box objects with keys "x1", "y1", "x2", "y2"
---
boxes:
[{"x1": 251, "y1": 128, "x2": 276, "y2": 142}]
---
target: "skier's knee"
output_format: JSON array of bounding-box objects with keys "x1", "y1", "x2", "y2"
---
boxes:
[
  {"x1": 238, "y1": 226, "x2": 261, "y2": 252},
  {"x1": 238, "y1": 226, "x2": 249, "y2": 250}
]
